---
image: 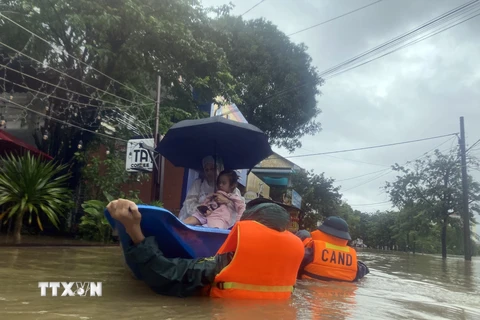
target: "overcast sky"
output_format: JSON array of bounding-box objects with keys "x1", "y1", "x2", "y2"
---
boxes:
[{"x1": 202, "y1": 0, "x2": 480, "y2": 232}]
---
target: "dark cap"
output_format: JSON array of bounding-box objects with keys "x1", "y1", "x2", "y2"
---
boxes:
[
  {"x1": 296, "y1": 230, "x2": 311, "y2": 241},
  {"x1": 246, "y1": 197, "x2": 290, "y2": 210},
  {"x1": 318, "y1": 216, "x2": 351, "y2": 240}
]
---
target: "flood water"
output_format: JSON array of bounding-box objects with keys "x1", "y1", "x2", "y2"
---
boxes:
[{"x1": 0, "y1": 247, "x2": 479, "y2": 320}]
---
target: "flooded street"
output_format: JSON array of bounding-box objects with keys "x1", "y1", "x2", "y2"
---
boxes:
[{"x1": 0, "y1": 247, "x2": 479, "y2": 320}]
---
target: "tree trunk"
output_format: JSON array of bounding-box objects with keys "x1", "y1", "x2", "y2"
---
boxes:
[
  {"x1": 13, "y1": 212, "x2": 25, "y2": 244},
  {"x1": 441, "y1": 216, "x2": 448, "y2": 259},
  {"x1": 406, "y1": 233, "x2": 410, "y2": 253},
  {"x1": 441, "y1": 168, "x2": 450, "y2": 259},
  {"x1": 412, "y1": 233, "x2": 416, "y2": 255}
]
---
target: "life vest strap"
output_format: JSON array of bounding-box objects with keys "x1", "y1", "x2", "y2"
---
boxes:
[
  {"x1": 214, "y1": 281, "x2": 294, "y2": 293},
  {"x1": 302, "y1": 270, "x2": 352, "y2": 283},
  {"x1": 325, "y1": 242, "x2": 350, "y2": 252},
  {"x1": 302, "y1": 238, "x2": 312, "y2": 246}
]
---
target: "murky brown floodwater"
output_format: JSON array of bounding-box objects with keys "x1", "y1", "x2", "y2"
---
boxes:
[{"x1": 0, "y1": 247, "x2": 479, "y2": 320}]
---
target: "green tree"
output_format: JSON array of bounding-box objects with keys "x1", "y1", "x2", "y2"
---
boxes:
[
  {"x1": 210, "y1": 14, "x2": 323, "y2": 152},
  {"x1": 79, "y1": 195, "x2": 114, "y2": 243},
  {"x1": 0, "y1": 0, "x2": 239, "y2": 156},
  {"x1": 75, "y1": 137, "x2": 147, "y2": 202},
  {"x1": 291, "y1": 169, "x2": 342, "y2": 230},
  {"x1": 363, "y1": 211, "x2": 396, "y2": 249},
  {"x1": 387, "y1": 203, "x2": 436, "y2": 253},
  {"x1": 0, "y1": 0, "x2": 243, "y2": 231},
  {"x1": 336, "y1": 202, "x2": 362, "y2": 240},
  {"x1": 0, "y1": 153, "x2": 72, "y2": 244},
  {"x1": 385, "y1": 149, "x2": 480, "y2": 258}
]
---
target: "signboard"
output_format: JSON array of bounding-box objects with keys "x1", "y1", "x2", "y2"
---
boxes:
[
  {"x1": 283, "y1": 189, "x2": 302, "y2": 210},
  {"x1": 292, "y1": 189, "x2": 302, "y2": 209},
  {"x1": 125, "y1": 138, "x2": 154, "y2": 172}
]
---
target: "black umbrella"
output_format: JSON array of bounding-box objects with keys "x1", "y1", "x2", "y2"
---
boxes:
[{"x1": 156, "y1": 116, "x2": 272, "y2": 171}]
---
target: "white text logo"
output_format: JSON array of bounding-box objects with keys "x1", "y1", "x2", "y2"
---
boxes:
[{"x1": 38, "y1": 282, "x2": 102, "y2": 297}]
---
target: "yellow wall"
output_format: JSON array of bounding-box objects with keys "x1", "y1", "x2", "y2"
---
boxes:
[
  {"x1": 246, "y1": 172, "x2": 270, "y2": 198},
  {"x1": 247, "y1": 153, "x2": 302, "y2": 233},
  {"x1": 257, "y1": 153, "x2": 294, "y2": 169}
]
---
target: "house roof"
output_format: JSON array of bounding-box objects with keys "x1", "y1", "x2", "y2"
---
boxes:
[
  {"x1": 0, "y1": 129, "x2": 53, "y2": 160},
  {"x1": 272, "y1": 152, "x2": 301, "y2": 169}
]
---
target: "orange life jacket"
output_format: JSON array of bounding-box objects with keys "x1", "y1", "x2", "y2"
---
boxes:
[
  {"x1": 208, "y1": 220, "x2": 305, "y2": 299},
  {"x1": 302, "y1": 237, "x2": 312, "y2": 246},
  {"x1": 301, "y1": 230, "x2": 357, "y2": 282}
]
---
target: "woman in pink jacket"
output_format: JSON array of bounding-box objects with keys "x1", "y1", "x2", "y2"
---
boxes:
[
  {"x1": 183, "y1": 170, "x2": 245, "y2": 229},
  {"x1": 178, "y1": 156, "x2": 243, "y2": 221}
]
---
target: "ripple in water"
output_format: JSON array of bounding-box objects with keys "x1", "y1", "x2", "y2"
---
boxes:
[{"x1": 0, "y1": 247, "x2": 479, "y2": 319}]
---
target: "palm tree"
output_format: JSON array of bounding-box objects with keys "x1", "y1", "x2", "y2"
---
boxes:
[{"x1": 0, "y1": 153, "x2": 72, "y2": 244}]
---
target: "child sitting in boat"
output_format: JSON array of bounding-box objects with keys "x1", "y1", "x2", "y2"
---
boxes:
[{"x1": 183, "y1": 170, "x2": 245, "y2": 229}]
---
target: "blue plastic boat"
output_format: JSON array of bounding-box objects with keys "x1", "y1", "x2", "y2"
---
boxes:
[{"x1": 104, "y1": 205, "x2": 230, "y2": 279}]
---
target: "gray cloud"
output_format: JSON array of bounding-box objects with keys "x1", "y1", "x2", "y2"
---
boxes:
[{"x1": 201, "y1": 0, "x2": 480, "y2": 232}]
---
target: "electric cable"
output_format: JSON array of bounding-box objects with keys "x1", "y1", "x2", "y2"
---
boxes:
[
  {"x1": 288, "y1": 0, "x2": 384, "y2": 37},
  {"x1": 281, "y1": 132, "x2": 457, "y2": 159},
  {"x1": 0, "y1": 12, "x2": 156, "y2": 102},
  {"x1": 241, "y1": 0, "x2": 266, "y2": 16},
  {"x1": 0, "y1": 96, "x2": 128, "y2": 142}
]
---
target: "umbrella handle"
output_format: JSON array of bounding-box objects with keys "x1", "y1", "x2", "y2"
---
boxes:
[
  {"x1": 214, "y1": 154, "x2": 217, "y2": 193},
  {"x1": 214, "y1": 143, "x2": 218, "y2": 192}
]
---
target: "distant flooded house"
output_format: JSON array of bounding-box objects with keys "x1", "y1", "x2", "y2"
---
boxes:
[
  {"x1": 248, "y1": 152, "x2": 303, "y2": 233},
  {"x1": 352, "y1": 238, "x2": 367, "y2": 248}
]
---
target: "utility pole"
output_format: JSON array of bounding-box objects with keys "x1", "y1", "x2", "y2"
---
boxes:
[
  {"x1": 150, "y1": 76, "x2": 161, "y2": 203},
  {"x1": 459, "y1": 116, "x2": 471, "y2": 261}
]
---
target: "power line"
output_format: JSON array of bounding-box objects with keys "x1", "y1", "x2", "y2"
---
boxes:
[
  {"x1": 467, "y1": 146, "x2": 480, "y2": 154},
  {"x1": 324, "y1": 154, "x2": 390, "y2": 167},
  {"x1": 282, "y1": 132, "x2": 457, "y2": 159},
  {"x1": 336, "y1": 168, "x2": 391, "y2": 182},
  {"x1": 349, "y1": 200, "x2": 391, "y2": 207},
  {"x1": 466, "y1": 138, "x2": 480, "y2": 153},
  {"x1": 294, "y1": 145, "x2": 390, "y2": 167},
  {"x1": 0, "y1": 63, "x2": 153, "y2": 109},
  {"x1": 0, "y1": 12, "x2": 155, "y2": 103},
  {"x1": 407, "y1": 135, "x2": 458, "y2": 162},
  {"x1": 259, "y1": 0, "x2": 480, "y2": 104},
  {"x1": 0, "y1": 40, "x2": 146, "y2": 107},
  {"x1": 287, "y1": 0, "x2": 384, "y2": 37},
  {"x1": 0, "y1": 65, "x2": 154, "y2": 136},
  {"x1": 241, "y1": 0, "x2": 266, "y2": 17},
  {"x1": 0, "y1": 76, "x2": 94, "y2": 108},
  {"x1": 339, "y1": 136, "x2": 457, "y2": 192},
  {"x1": 0, "y1": 76, "x2": 151, "y2": 138},
  {"x1": 319, "y1": 0, "x2": 480, "y2": 78},
  {"x1": 0, "y1": 40, "x2": 155, "y2": 137},
  {"x1": 350, "y1": 137, "x2": 466, "y2": 211},
  {"x1": 326, "y1": 7, "x2": 480, "y2": 79},
  {"x1": 342, "y1": 170, "x2": 392, "y2": 192},
  {"x1": 0, "y1": 96, "x2": 127, "y2": 142},
  {"x1": 274, "y1": 136, "x2": 456, "y2": 196}
]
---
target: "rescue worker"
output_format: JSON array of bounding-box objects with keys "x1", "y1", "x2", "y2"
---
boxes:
[
  {"x1": 296, "y1": 230, "x2": 313, "y2": 246},
  {"x1": 107, "y1": 198, "x2": 304, "y2": 299},
  {"x1": 296, "y1": 216, "x2": 369, "y2": 282}
]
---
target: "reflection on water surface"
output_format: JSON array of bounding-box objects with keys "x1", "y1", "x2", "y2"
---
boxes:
[{"x1": 1, "y1": 247, "x2": 479, "y2": 319}]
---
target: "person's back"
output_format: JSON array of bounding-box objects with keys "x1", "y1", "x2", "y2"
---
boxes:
[
  {"x1": 301, "y1": 229, "x2": 359, "y2": 281},
  {"x1": 110, "y1": 198, "x2": 304, "y2": 299},
  {"x1": 297, "y1": 216, "x2": 369, "y2": 282},
  {"x1": 206, "y1": 219, "x2": 304, "y2": 299}
]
